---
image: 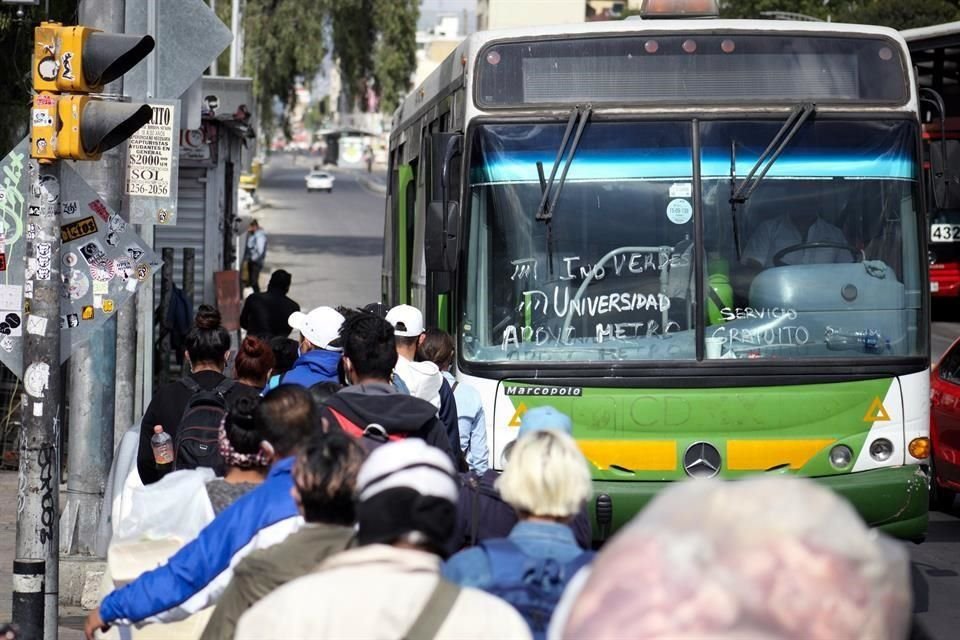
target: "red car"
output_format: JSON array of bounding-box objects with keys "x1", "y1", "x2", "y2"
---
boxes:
[{"x1": 931, "y1": 336, "x2": 960, "y2": 509}]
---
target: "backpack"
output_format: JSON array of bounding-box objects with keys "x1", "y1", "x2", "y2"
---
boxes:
[
  {"x1": 325, "y1": 406, "x2": 407, "y2": 455},
  {"x1": 173, "y1": 378, "x2": 234, "y2": 474},
  {"x1": 479, "y1": 539, "x2": 594, "y2": 640},
  {"x1": 460, "y1": 472, "x2": 513, "y2": 547}
]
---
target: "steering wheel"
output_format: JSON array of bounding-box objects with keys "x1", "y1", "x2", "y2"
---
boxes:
[{"x1": 772, "y1": 242, "x2": 863, "y2": 267}]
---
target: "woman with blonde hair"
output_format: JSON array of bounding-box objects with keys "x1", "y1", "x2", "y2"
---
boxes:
[{"x1": 443, "y1": 422, "x2": 594, "y2": 640}]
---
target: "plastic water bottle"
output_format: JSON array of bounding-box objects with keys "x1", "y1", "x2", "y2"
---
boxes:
[{"x1": 151, "y1": 425, "x2": 174, "y2": 468}]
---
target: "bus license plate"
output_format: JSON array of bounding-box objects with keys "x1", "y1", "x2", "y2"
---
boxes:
[{"x1": 931, "y1": 223, "x2": 960, "y2": 242}]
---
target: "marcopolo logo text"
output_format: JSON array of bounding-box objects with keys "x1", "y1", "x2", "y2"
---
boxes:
[{"x1": 504, "y1": 386, "x2": 582, "y2": 397}]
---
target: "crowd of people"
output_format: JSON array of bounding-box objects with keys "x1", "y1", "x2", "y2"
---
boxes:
[{"x1": 84, "y1": 300, "x2": 919, "y2": 640}]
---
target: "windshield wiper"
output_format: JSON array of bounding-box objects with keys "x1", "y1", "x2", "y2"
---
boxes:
[
  {"x1": 728, "y1": 102, "x2": 816, "y2": 259},
  {"x1": 536, "y1": 104, "x2": 592, "y2": 222},
  {"x1": 730, "y1": 103, "x2": 815, "y2": 205}
]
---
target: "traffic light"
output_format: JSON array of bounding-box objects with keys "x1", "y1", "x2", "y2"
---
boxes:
[{"x1": 31, "y1": 22, "x2": 155, "y2": 162}]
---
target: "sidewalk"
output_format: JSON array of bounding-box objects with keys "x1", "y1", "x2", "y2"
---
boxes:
[
  {"x1": 357, "y1": 168, "x2": 387, "y2": 195},
  {"x1": 0, "y1": 471, "x2": 84, "y2": 637}
]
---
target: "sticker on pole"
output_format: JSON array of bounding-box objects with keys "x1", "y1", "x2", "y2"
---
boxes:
[{"x1": 0, "y1": 145, "x2": 163, "y2": 379}]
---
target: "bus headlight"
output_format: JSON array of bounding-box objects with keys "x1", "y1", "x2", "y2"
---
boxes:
[
  {"x1": 869, "y1": 438, "x2": 894, "y2": 462},
  {"x1": 829, "y1": 445, "x2": 854, "y2": 469},
  {"x1": 908, "y1": 437, "x2": 930, "y2": 460}
]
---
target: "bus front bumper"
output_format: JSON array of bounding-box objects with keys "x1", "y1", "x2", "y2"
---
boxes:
[{"x1": 591, "y1": 465, "x2": 929, "y2": 543}]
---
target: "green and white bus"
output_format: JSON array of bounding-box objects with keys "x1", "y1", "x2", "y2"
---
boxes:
[{"x1": 383, "y1": 4, "x2": 931, "y2": 540}]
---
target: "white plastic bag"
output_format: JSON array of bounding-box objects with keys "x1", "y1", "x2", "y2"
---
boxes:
[{"x1": 114, "y1": 467, "x2": 216, "y2": 543}]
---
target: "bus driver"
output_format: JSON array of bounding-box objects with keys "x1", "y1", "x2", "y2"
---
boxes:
[{"x1": 742, "y1": 208, "x2": 851, "y2": 269}]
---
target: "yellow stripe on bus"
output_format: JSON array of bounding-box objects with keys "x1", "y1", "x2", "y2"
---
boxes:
[
  {"x1": 726, "y1": 439, "x2": 834, "y2": 471},
  {"x1": 577, "y1": 440, "x2": 677, "y2": 471}
]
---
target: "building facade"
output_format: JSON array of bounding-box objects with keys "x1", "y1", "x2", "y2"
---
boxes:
[{"x1": 477, "y1": 0, "x2": 585, "y2": 30}]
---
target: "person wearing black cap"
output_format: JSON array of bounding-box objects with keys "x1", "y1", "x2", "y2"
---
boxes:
[
  {"x1": 239, "y1": 269, "x2": 300, "y2": 339},
  {"x1": 235, "y1": 440, "x2": 532, "y2": 640},
  {"x1": 319, "y1": 312, "x2": 455, "y2": 463},
  {"x1": 361, "y1": 301, "x2": 387, "y2": 318}
]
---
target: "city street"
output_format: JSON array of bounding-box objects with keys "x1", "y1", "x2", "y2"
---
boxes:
[
  {"x1": 247, "y1": 154, "x2": 386, "y2": 312},
  {"x1": 0, "y1": 152, "x2": 955, "y2": 634},
  {"x1": 6, "y1": 2, "x2": 960, "y2": 638},
  {"x1": 913, "y1": 307, "x2": 960, "y2": 639}
]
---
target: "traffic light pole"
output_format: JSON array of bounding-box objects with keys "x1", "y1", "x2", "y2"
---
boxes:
[
  {"x1": 13, "y1": 160, "x2": 63, "y2": 640},
  {"x1": 59, "y1": 0, "x2": 125, "y2": 568},
  {"x1": 21, "y1": 16, "x2": 154, "y2": 638}
]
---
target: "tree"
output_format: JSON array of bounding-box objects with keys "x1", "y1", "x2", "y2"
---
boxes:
[
  {"x1": 719, "y1": 0, "x2": 831, "y2": 20},
  {"x1": 242, "y1": 0, "x2": 328, "y2": 140},
  {"x1": 371, "y1": 0, "x2": 418, "y2": 113},
  {"x1": 720, "y1": 0, "x2": 960, "y2": 27},
  {"x1": 330, "y1": 0, "x2": 375, "y2": 110},
  {"x1": 835, "y1": 1, "x2": 960, "y2": 29},
  {"x1": 330, "y1": 0, "x2": 419, "y2": 114},
  {"x1": 243, "y1": 0, "x2": 418, "y2": 136}
]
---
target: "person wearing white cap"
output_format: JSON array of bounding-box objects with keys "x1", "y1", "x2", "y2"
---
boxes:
[
  {"x1": 236, "y1": 440, "x2": 532, "y2": 640},
  {"x1": 385, "y1": 304, "x2": 443, "y2": 403},
  {"x1": 265, "y1": 306, "x2": 344, "y2": 390},
  {"x1": 386, "y1": 304, "x2": 462, "y2": 459}
]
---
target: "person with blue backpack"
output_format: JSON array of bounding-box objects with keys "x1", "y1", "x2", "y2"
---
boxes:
[{"x1": 442, "y1": 409, "x2": 595, "y2": 640}]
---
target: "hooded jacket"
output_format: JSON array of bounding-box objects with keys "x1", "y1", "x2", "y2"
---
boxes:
[
  {"x1": 394, "y1": 356, "x2": 442, "y2": 407},
  {"x1": 395, "y1": 357, "x2": 460, "y2": 455},
  {"x1": 99, "y1": 458, "x2": 302, "y2": 627},
  {"x1": 321, "y1": 382, "x2": 455, "y2": 463},
  {"x1": 267, "y1": 348, "x2": 341, "y2": 390}
]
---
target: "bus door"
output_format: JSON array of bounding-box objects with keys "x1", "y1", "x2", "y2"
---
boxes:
[{"x1": 396, "y1": 163, "x2": 416, "y2": 305}]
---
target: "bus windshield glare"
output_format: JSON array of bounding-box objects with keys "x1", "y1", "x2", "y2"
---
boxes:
[{"x1": 461, "y1": 119, "x2": 924, "y2": 363}]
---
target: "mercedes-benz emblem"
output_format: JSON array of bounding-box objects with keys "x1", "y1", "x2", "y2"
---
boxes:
[{"x1": 683, "y1": 441, "x2": 722, "y2": 479}]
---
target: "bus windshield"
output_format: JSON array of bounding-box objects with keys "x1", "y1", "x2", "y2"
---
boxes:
[{"x1": 461, "y1": 119, "x2": 924, "y2": 364}]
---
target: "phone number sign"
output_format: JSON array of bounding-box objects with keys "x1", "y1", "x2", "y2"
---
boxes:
[{"x1": 126, "y1": 99, "x2": 180, "y2": 225}]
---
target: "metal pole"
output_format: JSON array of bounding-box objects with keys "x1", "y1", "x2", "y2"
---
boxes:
[
  {"x1": 159, "y1": 248, "x2": 174, "y2": 381},
  {"x1": 183, "y1": 248, "x2": 195, "y2": 303},
  {"x1": 13, "y1": 161, "x2": 62, "y2": 639},
  {"x1": 229, "y1": 0, "x2": 240, "y2": 77},
  {"x1": 58, "y1": 0, "x2": 125, "y2": 586},
  {"x1": 135, "y1": 0, "x2": 159, "y2": 420},
  {"x1": 115, "y1": 294, "x2": 136, "y2": 437},
  {"x1": 84, "y1": 0, "x2": 138, "y2": 449},
  {"x1": 209, "y1": 0, "x2": 218, "y2": 76}
]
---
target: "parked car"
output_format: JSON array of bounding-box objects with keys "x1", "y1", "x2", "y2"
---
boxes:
[
  {"x1": 305, "y1": 171, "x2": 334, "y2": 193},
  {"x1": 931, "y1": 336, "x2": 960, "y2": 510}
]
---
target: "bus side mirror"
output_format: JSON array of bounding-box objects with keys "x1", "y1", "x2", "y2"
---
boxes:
[
  {"x1": 426, "y1": 200, "x2": 460, "y2": 273},
  {"x1": 426, "y1": 133, "x2": 463, "y2": 279}
]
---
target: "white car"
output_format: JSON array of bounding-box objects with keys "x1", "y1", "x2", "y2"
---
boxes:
[{"x1": 305, "y1": 171, "x2": 334, "y2": 193}]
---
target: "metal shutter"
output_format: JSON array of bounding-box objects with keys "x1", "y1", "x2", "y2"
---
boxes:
[{"x1": 155, "y1": 166, "x2": 207, "y2": 310}]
